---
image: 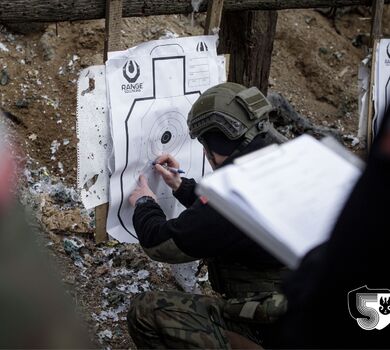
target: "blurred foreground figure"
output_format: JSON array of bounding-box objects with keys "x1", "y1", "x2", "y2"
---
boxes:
[
  {"x1": 0, "y1": 123, "x2": 90, "y2": 348},
  {"x1": 272, "y1": 108, "x2": 390, "y2": 348}
]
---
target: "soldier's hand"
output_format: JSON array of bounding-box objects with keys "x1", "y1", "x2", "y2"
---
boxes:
[
  {"x1": 129, "y1": 175, "x2": 157, "y2": 207},
  {"x1": 154, "y1": 154, "x2": 182, "y2": 191}
]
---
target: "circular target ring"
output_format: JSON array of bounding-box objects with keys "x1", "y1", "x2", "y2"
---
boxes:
[
  {"x1": 147, "y1": 111, "x2": 187, "y2": 159},
  {"x1": 161, "y1": 131, "x2": 172, "y2": 144}
]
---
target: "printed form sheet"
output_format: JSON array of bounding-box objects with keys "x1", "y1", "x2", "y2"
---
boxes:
[
  {"x1": 230, "y1": 135, "x2": 361, "y2": 259},
  {"x1": 106, "y1": 36, "x2": 223, "y2": 242}
]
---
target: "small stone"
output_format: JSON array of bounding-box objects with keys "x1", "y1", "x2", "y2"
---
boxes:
[
  {"x1": 107, "y1": 290, "x2": 125, "y2": 306},
  {"x1": 333, "y1": 51, "x2": 344, "y2": 61},
  {"x1": 318, "y1": 47, "x2": 328, "y2": 55},
  {"x1": 0, "y1": 69, "x2": 9, "y2": 85},
  {"x1": 15, "y1": 99, "x2": 29, "y2": 108},
  {"x1": 40, "y1": 32, "x2": 55, "y2": 61},
  {"x1": 96, "y1": 265, "x2": 109, "y2": 276},
  {"x1": 0, "y1": 42, "x2": 9, "y2": 52},
  {"x1": 304, "y1": 16, "x2": 316, "y2": 25},
  {"x1": 98, "y1": 329, "x2": 112, "y2": 340}
]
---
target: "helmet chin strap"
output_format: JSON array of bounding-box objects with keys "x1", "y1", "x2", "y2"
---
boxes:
[
  {"x1": 199, "y1": 137, "x2": 219, "y2": 169},
  {"x1": 205, "y1": 151, "x2": 218, "y2": 169}
]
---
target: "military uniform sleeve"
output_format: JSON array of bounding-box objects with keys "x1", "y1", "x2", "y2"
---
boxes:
[
  {"x1": 172, "y1": 177, "x2": 198, "y2": 208},
  {"x1": 133, "y1": 199, "x2": 241, "y2": 264}
]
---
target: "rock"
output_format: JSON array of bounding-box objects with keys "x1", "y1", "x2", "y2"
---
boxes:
[
  {"x1": 15, "y1": 99, "x2": 29, "y2": 108},
  {"x1": 98, "y1": 329, "x2": 113, "y2": 341},
  {"x1": 0, "y1": 69, "x2": 9, "y2": 85},
  {"x1": 333, "y1": 51, "x2": 344, "y2": 61},
  {"x1": 0, "y1": 42, "x2": 9, "y2": 52},
  {"x1": 78, "y1": 28, "x2": 103, "y2": 50},
  {"x1": 150, "y1": 26, "x2": 159, "y2": 34},
  {"x1": 107, "y1": 291, "x2": 125, "y2": 306},
  {"x1": 352, "y1": 33, "x2": 369, "y2": 48},
  {"x1": 80, "y1": 53, "x2": 104, "y2": 68},
  {"x1": 171, "y1": 262, "x2": 200, "y2": 293},
  {"x1": 63, "y1": 238, "x2": 84, "y2": 256},
  {"x1": 96, "y1": 265, "x2": 109, "y2": 276},
  {"x1": 318, "y1": 47, "x2": 329, "y2": 55},
  {"x1": 42, "y1": 207, "x2": 91, "y2": 234},
  {"x1": 39, "y1": 31, "x2": 56, "y2": 61},
  {"x1": 304, "y1": 16, "x2": 316, "y2": 25}
]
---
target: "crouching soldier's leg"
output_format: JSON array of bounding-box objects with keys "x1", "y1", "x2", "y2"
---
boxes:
[{"x1": 127, "y1": 290, "x2": 231, "y2": 349}]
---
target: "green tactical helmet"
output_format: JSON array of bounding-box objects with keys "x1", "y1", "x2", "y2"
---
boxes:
[{"x1": 187, "y1": 82, "x2": 273, "y2": 144}]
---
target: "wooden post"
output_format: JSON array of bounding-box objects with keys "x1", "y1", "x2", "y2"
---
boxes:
[
  {"x1": 95, "y1": 203, "x2": 109, "y2": 243},
  {"x1": 219, "y1": 10, "x2": 278, "y2": 95},
  {"x1": 95, "y1": 0, "x2": 123, "y2": 243},
  {"x1": 204, "y1": 0, "x2": 225, "y2": 35},
  {"x1": 104, "y1": 0, "x2": 123, "y2": 62},
  {"x1": 370, "y1": 0, "x2": 384, "y2": 46},
  {"x1": 367, "y1": 0, "x2": 384, "y2": 149}
]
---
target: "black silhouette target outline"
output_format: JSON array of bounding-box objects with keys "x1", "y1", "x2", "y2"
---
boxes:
[
  {"x1": 117, "y1": 54, "x2": 204, "y2": 238},
  {"x1": 147, "y1": 111, "x2": 187, "y2": 159}
]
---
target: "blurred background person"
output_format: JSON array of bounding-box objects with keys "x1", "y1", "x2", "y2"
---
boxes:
[{"x1": 0, "y1": 116, "x2": 91, "y2": 348}]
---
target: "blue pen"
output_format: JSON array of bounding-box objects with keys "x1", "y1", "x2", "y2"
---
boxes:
[{"x1": 152, "y1": 162, "x2": 185, "y2": 174}]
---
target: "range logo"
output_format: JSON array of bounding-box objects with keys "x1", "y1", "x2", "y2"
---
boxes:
[
  {"x1": 122, "y1": 60, "x2": 143, "y2": 93},
  {"x1": 348, "y1": 285, "x2": 390, "y2": 330},
  {"x1": 196, "y1": 41, "x2": 208, "y2": 52}
]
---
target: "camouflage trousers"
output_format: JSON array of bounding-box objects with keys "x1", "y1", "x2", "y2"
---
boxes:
[{"x1": 127, "y1": 290, "x2": 286, "y2": 349}]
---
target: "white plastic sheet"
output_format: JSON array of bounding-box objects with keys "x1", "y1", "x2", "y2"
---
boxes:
[
  {"x1": 77, "y1": 66, "x2": 112, "y2": 209},
  {"x1": 373, "y1": 39, "x2": 390, "y2": 136}
]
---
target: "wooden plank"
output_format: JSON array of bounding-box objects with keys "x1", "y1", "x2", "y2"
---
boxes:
[
  {"x1": 96, "y1": 0, "x2": 123, "y2": 243},
  {"x1": 2, "y1": 0, "x2": 390, "y2": 23},
  {"x1": 104, "y1": 0, "x2": 123, "y2": 61},
  {"x1": 204, "y1": 0, "x2": 225, "y2": 35},
  {"x1": 95, "y1": 203, "x2": 109, "y2": 243}
]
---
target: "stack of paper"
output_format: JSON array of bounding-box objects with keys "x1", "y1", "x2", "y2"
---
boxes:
[{"x1": 197, "y1": 135, "x2": 363, "y2": 269}]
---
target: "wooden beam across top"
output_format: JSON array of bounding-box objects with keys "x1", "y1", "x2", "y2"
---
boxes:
[{"x1": 2, "y1": 0, "x2": 390, "y2": 23}]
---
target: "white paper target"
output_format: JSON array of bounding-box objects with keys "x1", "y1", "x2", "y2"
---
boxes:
[{"x1": 106, "y1": 36, "x2": 224, "y2": 243}]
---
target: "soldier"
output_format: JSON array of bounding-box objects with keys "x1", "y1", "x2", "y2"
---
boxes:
[{"x1": 127, "y1": 83, "x2": 288, "y2": 349}]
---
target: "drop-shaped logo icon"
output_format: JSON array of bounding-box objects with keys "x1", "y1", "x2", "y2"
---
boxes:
[{"x1": 123, "y1": 60, "x2": 140, "y2": 83}]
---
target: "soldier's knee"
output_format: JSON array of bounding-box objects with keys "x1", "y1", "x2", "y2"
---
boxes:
[
  {"x1": 128, "y1": 292, "x2": 163, "y2": 347},
  {"x1": 128, "y1": 292, "x2": 149, "y2": 321},
  {"x1": 127, "y1": 292, "x2": 160, "y2": 331}
]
